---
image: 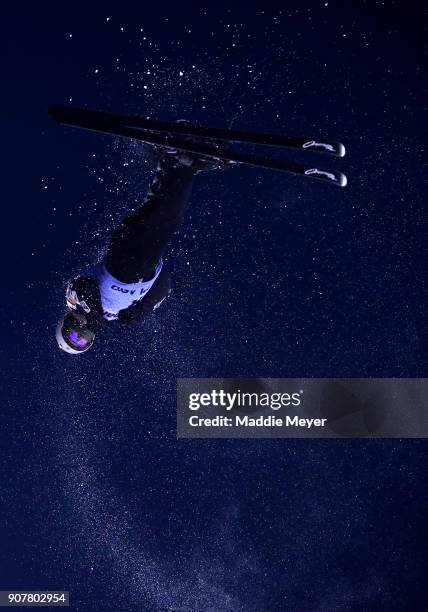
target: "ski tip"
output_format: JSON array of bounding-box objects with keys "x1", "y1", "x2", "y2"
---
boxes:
[
  {"x1": 337, "y1": 143, "x2": 346, "y2": 158},
  {"x1": 304, "y1": 168, "x2": 348, "y2": 187},
  {"x1": 301, "y1": 140, "x2": 346, "y2": 157}
]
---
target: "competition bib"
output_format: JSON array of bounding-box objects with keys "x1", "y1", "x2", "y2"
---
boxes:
[{"x1": 94, "y1": 259, "x2": 163, "y2": 321}]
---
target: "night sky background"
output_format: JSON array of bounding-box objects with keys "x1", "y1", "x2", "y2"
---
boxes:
[{"x1": 1, "y1": 2, "x2": 426, "y2": 611}]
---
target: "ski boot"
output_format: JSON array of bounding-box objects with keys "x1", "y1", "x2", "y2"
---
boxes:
[{"x1": 155, "y1": 120, "x2": 233, "y2": 173}]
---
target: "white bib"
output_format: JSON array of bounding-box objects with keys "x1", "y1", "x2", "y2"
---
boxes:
[{"x1": 94, "y1": 259, "x2": 163, "y2": 321}]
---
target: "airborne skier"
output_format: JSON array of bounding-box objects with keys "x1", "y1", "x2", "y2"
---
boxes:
[{"x1": 51, "y1": 105, "x2": 346, "y2": 354}]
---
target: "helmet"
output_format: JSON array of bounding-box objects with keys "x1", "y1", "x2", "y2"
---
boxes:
[{"x1": 56, "y1": 312, "x2": 95, "y2": 355}]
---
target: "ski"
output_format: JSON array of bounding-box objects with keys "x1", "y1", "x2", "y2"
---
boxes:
[
  {"x1": 49, "y1": 105, "x2": 346, "y2": 157},
  {"x1": 48, "y1": 105, "x2": 347, "y2": 187}
]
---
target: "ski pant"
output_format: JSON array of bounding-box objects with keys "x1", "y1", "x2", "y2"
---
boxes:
[{"x1": 106, "y1": 162, "x2": 197, "y2": 283}]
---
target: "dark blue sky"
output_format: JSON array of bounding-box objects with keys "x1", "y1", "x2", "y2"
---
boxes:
[{"x1": 0, "y1": 2, "x2": 426, "y2": 611}]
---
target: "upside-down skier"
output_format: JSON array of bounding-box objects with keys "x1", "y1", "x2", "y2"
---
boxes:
[
  {"x1": 56, "y1": 148, "x2": 226, "y2": 355},
  {"x1": 52, "y1": 106, "x2": 346, "y2": 354}
]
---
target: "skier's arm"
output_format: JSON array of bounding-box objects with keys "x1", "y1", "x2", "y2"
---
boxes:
[
  {"x1": 66, "y1": 275, "x2": 106, "y2": 332},
  {"x1": 117, "y1": 268, "x2": 171, "y2": 325}
]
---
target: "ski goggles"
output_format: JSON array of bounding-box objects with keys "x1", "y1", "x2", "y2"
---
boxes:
[
  {"x1": 62, "y1": 313, "x2": 95, "y2": 351},
  {"x1": 66, "y1": 328, "x2": 92, "y2": 349}
]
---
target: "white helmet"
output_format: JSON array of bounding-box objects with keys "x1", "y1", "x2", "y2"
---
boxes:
[{"x1": 56, "y1": 312, "x2": 95, "y2": 355}]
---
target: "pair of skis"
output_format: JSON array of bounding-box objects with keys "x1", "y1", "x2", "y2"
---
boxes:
[{"x1": 48, "y1": 105, "x2": 347, "y2": 187}]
